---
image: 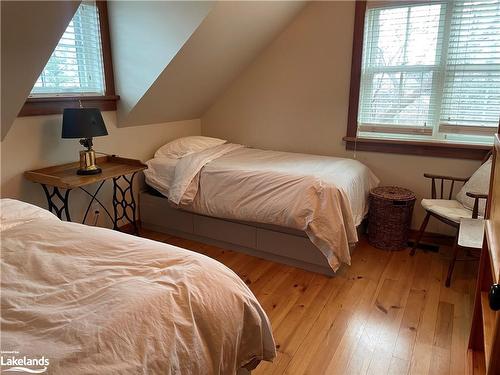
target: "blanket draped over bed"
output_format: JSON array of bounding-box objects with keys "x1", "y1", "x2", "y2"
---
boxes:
[
  {"x1": 0, "y1": 199, "x2": 275, "y2": 375},
  {"x1": 160, "y1": 144, "x2": 379, "y2": 271}
]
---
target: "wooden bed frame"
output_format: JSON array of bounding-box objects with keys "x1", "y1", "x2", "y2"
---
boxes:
[{"x1": 140, "y1": 189, "x2": 365, "y2": 276}]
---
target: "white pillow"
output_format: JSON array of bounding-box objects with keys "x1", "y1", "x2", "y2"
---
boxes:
[
  {"x1": 456, "y1": 157, "x2": 492, "y2": 216},
  {"x1": 154, "y1": 136, "x2": 226, "y2": 159}
]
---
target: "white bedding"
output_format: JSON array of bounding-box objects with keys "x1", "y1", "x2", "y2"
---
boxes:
[
  {"x1": 145, "y1": 157, "x2": 178, "y2": 196},
  {"x1": 0, "y1": 199, "x2": 275, "y2": 374},
  {"x1": 145, "y1": 144, "x2": 379, "y2": 271}
]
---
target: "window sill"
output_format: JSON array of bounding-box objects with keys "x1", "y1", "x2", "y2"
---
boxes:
[
  {"x1": 19, "y1": 95, "x2": 119, "y2": 117},
  {"x1": 343, "y1": 136, "x2": 491, "y2": 160}
]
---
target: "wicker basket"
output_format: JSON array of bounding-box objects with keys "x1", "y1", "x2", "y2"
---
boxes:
[{"x1": 368, "y1": 186, "x2": 416, "y2": 251}]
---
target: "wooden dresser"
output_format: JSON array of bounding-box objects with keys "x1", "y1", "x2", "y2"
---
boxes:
[{"x1": 468, "y1": 134, "x2": 500, "y2": 375}]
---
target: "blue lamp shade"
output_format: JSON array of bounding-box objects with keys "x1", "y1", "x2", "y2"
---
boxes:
[{"x1": 62, "y1": 108, "x2": 108, "y2": 139}]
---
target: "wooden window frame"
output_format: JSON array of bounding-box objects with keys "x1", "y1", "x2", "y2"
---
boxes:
[
  {"x1": 344, "y1": 0, "x2": 492, "y2": 160},
  {"x1": 19, "y1": 1, "x2": 118, "y2": 117}
]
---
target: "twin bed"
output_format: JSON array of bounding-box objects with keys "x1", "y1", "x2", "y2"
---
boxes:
[
  {"x1": 143, "y1": 137, "x2": 379, "y2": 274},
  {"x1": 1, "y1": 137, "x2": 378, "y2": 373},
  {"x1": 1, "y1": 199, "x2": 274, "y2": 374}
]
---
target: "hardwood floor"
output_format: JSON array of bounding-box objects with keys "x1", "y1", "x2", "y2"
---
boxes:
[{"x1": 140, "y1": 229, "x2": 478, "y2": 375}]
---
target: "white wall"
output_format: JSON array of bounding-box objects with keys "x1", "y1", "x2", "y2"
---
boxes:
[
  {"x1": 1, "y1": 113, "x2": 200, "y2": 226},
  {"x1": 202, "y1": 1, "x2": 480, "y2": 234},
  {"x1": 107, "y1": 1, "x2": 214, "y2": 125},
  {"x1": 123, "y1": 1, "x2": 306, "y2": 127}
]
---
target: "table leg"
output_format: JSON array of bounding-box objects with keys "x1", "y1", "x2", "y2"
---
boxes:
[
  {"x1": 112, "y1": 173, "x2": 138, "y2": 233},
  {"x1": 41, "y1": 184, "x2": 72, "y2": 221},
  {"x1": 80, "y1": 181, "x2": 115, "y2": 225}
]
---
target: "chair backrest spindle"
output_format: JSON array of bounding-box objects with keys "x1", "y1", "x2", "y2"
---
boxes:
[
  {"x1": 428, "y1": 175, "x2": 468, "y2": 200},
  {"x1": 472, "y1": 198, "x2": 480, "y2": 219}
]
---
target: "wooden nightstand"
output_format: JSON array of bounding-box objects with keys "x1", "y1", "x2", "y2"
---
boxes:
[{"x1": 25, "y1": 156, "x2": 147, "y2": 233}]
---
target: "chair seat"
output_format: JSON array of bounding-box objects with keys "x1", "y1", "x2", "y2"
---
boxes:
[{"x1": 421, "y1": 199, "x2": 473, "y2": 223}]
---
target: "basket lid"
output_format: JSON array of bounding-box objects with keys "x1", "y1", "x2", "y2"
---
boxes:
[{"x1": 370, "y1": 186, "x2": 416, "y2": 201}]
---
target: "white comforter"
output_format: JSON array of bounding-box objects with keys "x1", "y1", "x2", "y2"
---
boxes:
[
  {"x1": 147, "y1": 144, "x2": 379, "y2": 271},
  {"x1": 0, "y1": 199, "x2": 275, "y2": 374}
]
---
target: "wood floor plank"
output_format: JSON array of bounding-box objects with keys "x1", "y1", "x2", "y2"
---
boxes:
[
  {"x1": 449, "y1": 291, "x2": 472, "y2": 375},
  {"x1": 258, "y1": 277, "x2": 333, "y2": 375},
  {"x1": 139, "y1": 232, "x2": 477, "y2": 375},
  {"x1": 364, "y1": 276, "x2": 411, "y2": 375},
  {"x1": 343, "y1": 242, "x2": 392, "y2": 283},
  {"x1": 236, "y1": 256, "x2": 274, "y2": 286},
  {"x1": 139, "y1": 228, "x2": 172, "y2": 242},
  {"x1": 251, "y1": 263, "x2": 295, "y2": 301},
  {"x1": 253, "y1": 351, "x2": 292, "y2": 375},
  {"x1": 409, "y1": 257, "x2": 444, "y2": 375},
  {"x1": 259, "y1": 269, "x2": 315, "y2": 327},
  {"x1": 283, "y1": 275, "x2": 369, "y2": 375},
  {"x1": 343, "y1": 249, "x2": 414, "y2": 374},
  {"x1": 429, "y1": 301, "x2": 454, "y2": 375},
  {"x1": 388, "y1": 356, "x2": 410, "y2": 375},
  {"x1": 271, "y1": 274, "x2": 330, "y2": 348},
  {"x1": 452, "y1": 299, "x2": 468, "y2": 375},
  {"x1": 393, "y1": 288, "x2": 427, "y2": 361},
  {"x1": 324, "y1": 278, "x2": 379, "y2": 375},
  {"x1": 410, "y1": 251, "x2": 434, "y2": 292}
]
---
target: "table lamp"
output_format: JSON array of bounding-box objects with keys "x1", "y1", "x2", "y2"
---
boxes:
[{"x1": 62, "y1": 108, "x2": 108, "y2": 175}]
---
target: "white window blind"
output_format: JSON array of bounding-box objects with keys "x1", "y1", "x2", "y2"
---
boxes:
[
  {"x1": 30, "y1": 1, "x2": 105, "y2": 97},
  {"x1": 358, "y1": 0, "x2": 500, "y2": 142},
  {"x1": 439, "y1": 0, "x2": 500, "y2": 135}
]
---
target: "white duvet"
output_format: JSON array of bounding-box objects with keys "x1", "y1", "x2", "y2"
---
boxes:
[
  {"x1": 0, "y1": 199, "x2": 275, "y2": 374},
  {"x1": 145, "y1": 144, "x2": 379, "y2": 271}
]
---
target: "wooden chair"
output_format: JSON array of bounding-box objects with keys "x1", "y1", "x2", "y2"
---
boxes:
[{"x1": 410, "y1": 151, "x2": 492, "y2": 287}]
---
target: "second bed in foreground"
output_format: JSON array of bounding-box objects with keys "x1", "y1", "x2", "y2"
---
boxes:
[{"x1": 1, "y1": 199, "x2": 275, "y2": 374}]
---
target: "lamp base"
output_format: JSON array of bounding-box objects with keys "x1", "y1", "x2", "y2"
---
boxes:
[
  {"x1": 77, "y1": 167, "x2": 102, "y2": 175},
  {"x1": 78, "y1": 149, "x2": 102, "y2": 175}
]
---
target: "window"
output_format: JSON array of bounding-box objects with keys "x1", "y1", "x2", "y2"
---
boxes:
[
  {"x1": 346, "y1": 0, "x2": 499, "y2": 159},
  {"x1": 20, "y1": 1, "x2": 117, "y2": 116},
  {"x1": 31, "y1": 1, "x2": 105, "y2": 96}
]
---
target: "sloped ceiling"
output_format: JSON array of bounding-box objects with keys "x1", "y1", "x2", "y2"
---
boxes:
[
  {"x1": 0, "y1": 0, "x2": 307, "y2": 137},
  {"x1": 107, "y1": 1, "x2": 215, "y2": 125},
  {"x1": 1, "y1": 1, "x2": 80, "y2": 140},
  {"x1": 113, "y1": 1, "x2": 307, "y2": 127}
]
